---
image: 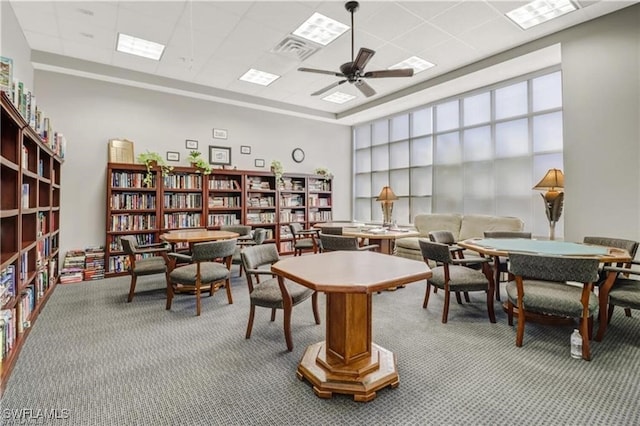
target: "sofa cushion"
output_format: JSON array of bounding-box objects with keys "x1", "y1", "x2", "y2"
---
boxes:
[
  {"x1": 414, "y1": 213, "x2": 463, "y2": 240},
  {"x1": 458, "y1": 214, "x2": 524, "y2": 241}
]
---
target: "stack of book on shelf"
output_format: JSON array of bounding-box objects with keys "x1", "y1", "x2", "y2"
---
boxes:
[
  {"x1": 0, "y1": 309, "x2": 16, "y2": 363},
  {"x1": 0, "y1": 265, "x2": 16, "y2": 307},
  {"x1": 59, "y1": 250, "x2": 86, "y2": 284},
  {"x1": 84, "y1": 246, "x2": 105, "y2": 281}
]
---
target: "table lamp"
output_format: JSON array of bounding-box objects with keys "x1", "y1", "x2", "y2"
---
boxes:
[
  {"x1": 533, "y1": 168, "x2": 564, "y2": 240},
  {"x1": 376, "y1": 186, "x2": 398, "y2": 226}
]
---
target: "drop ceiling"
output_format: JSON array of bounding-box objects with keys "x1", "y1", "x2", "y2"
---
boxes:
[{"x1": 8, "y1": 1, "x2": 637, "y2": 125}]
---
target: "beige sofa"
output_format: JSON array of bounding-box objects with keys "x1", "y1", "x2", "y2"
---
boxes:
[{"x1": 395, "y1": 213, "x2": 525, "y2": 261}]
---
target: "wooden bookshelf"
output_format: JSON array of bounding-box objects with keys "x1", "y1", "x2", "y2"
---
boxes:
[
  {"x1": 1, "y1": 92, "x2": 63, "y2": 395},
  {"x1": 105, "y1": 165, "x2": 333, "y2": 274}
]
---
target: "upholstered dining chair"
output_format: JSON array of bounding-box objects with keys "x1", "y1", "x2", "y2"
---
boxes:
[
  {"x1": 319, "y1": 233, "x2": 378, "y2": 252},
  {"x1": 320, "y1": 226, "x2": 343, "y2": 235},
  {"x1": 120, "y1": 235, "x2": 170, "y2": 303},
  {"x1": 419, "y1": 240, "x2": 496, "y2": 324},
  {"x1": 428, "y1": 230, "x2": 476, "y2": 302},
  {"x1": 599, "y1": 260, "x2": 640, "y2": 333},
  {"x1": 506, "y1": 253, "x2": 600, "y2": 360},
  {"x1": 241, "y1": 244, "x2": 320, "y2": 351},
  {"x1": 232, "y1": 228, "x2": 267, "y2": 277},
  {"x1": 165, "y1": 227, "x2": 206, "y2": 264},
  {"x1": 220, "y1": 224, "x2": 253, "y2": 242},
  {"x1": 289, "y1": 223, "x2": 319, "y2": 256},
  {"x1": 483, "y1": 230, "x2": 533, "y2": 301},
  {"x1": 167, "y1": 239, "x2": 237, "y2": 316}
]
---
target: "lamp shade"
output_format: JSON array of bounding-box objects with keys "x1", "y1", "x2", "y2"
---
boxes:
[
  {"x1": 533, "y1": 169, "x2": 564, "y2": 191},
  {"x1": 376, "y1": 186, "x2": 399, "y2": 201}
]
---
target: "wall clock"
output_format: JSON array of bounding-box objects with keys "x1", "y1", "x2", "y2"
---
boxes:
[{"x1": 292, "y1": 148, "x2": 305, "y2": 163}]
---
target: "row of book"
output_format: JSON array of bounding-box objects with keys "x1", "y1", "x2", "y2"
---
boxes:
[
  {"x1": 163, "y1": 174, "x2": 203, "y2": 189},
  {"x1": 111, "y1": 171, "x2": 152, "y2": 188},
  {"x1": 164, "y1": 213, "x2": 202, "y2": 229},
  {"x1": 207, "y1": 214, "x2": 241, "y2": 227},
  {"x1": 163, "y1": 194, "x2": 202, "y2": 209},
  {"x1": 110, "y1": 214, "x2": 157, "y2": 232},
  {"x1": 110, "y1": 193, "x2": 156, "y2": 210},
  {"x1": 209, "y1": 179, "x2": 241, "y2": 190},
  {"x1": 0, "y1": 265, "x2": 16, "y2": 307},
  {"x1": 1, "y1": 63, "x2": 65, "y2": 158}
]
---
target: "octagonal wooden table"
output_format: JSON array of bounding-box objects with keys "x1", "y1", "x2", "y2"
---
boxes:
[{"x1": 271, "y1": 251, "x2": 431, "y2": 402}]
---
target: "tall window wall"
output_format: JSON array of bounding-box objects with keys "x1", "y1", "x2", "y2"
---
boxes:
[{"x1": 353, "y1": 68, "x2": 564, "y2": 238}]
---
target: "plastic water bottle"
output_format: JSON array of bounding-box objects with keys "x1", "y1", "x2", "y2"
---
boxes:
[{"x1": 570, "y1": 329, "x2": 582, "y2": 359}]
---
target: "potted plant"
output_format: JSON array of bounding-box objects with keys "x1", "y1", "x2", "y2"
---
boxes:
[
  {"x1": 188, "y1": 150, "x2": 212, "y2": 175},
  {"x1": 271, "y1": 160, "x2": 284, "y2": 183},
  {"x1": 136, "y1": 150, "x2": 173, "y2": 187},
  {"x1": 314, "y1": 167, "x2": 333, "y2": 180}
]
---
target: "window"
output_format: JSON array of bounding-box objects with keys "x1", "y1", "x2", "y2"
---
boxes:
[{"x1": 353, "y1": 69, "x2": 563, "y2": 238}]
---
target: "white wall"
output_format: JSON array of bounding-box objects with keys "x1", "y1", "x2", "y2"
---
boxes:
[
  {"x1": 32, "y1": 72, "x2": 351, "y2": 255},
  {"x1": 0, "y1": 0, "x2": 33, "y2": 89},
  {"x1": 561, "y1": 7, "x2": 640, "y2": 242}
]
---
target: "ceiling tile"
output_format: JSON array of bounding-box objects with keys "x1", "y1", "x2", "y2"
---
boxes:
[
  {"x1": 387, "y1": 22, "x2": 451, "y2": 56},
  {"x1": 62, "y1": 42, "x2": 113, "y2": 65},
  {"x1": 23, "y1": 30, "x2": 64, "y2": 54},
  {"x1": 53, "y1": 1, "x2": 118, "y2": 31},
  {"x1": 115, "y1": 7, "x2": 180, "y2": 45},
  {"x1": 57, "y1": 18, "x2": 116, "y2": 50},
  {"x1": 430, "y1": 1, "x2": 503, "y2": 36},
  {"x1": 360, "y1": 3, "x2": 424, "y2": 42}
]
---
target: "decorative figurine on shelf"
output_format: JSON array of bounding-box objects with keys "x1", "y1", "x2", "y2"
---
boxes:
[
  {"x1": 136, "y1": 151, "x2": 173, "y2": 187},
  {"x1": 314, "y1": 167, "x2": 333, "y2": 180},
  {"x1": 271, "y1": 160, "x2": 284, "y2": 184},
  {"x1": 188, "y1": 150, "x2": 212, "y2": 175}
]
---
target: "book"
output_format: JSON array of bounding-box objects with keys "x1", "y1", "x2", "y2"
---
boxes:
[
  {"x1": 0, "y1": 56, "x2": 12, "y2": 98},
  {"x1": 22, "y1": 184, "x2": 29, "y2": 208}
]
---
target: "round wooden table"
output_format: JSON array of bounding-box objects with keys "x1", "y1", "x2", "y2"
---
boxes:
[{"x1": 160, "y1": 230, "x2": 239, "y2": 244}]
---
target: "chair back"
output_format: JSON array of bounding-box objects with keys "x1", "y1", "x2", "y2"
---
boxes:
[
  {"x1": 583, "y1": 236, "x2": 639, "y2": 258},
  {"x1": 220, "y1": 225, "x2": 252, "y2": 237},
  {"x1": 120, "y1": 235, "x2": 138, "y2": 255},
  {"x1": 428, "y1": 230, "x2": 456, "y2": 245},
  {"x1": 484, "y1": 231, "x2": 532, "y2": 239},
  {"x1": 241, "y1": 244, "x2": 280, "y2": 270},
  {"x1": 253, "y1": 228, "x2": 268, "y2": 245},
  {"x1": 289, "y1": 223, "x2": 303, "y2": 235},
  {"x1": 319, "y1": 234, "x2": 359, "y2": 251},
  {"x1": 191, "y1": 239, "x2": 237, "y2": 262},
  {"x1": 321, "y1": 226, "x2": 343, "y2": 235},
  {"x1": 419, "y1": 240, "x2": 453, "y2": 264},
  {"x1": 508, "y1": 253, "x2": 599, "y2": 283}
]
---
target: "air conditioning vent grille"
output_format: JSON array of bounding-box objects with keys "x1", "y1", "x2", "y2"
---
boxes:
[{"x1": 272, "y1": 36, "x2": 319, "y2": 61}]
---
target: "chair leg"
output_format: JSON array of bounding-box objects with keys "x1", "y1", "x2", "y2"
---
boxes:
[
  {"x1": 311, "y1": 292, "x2": 320, "y2": 324},
  {"x1": 442, "y1": 290, "x2": 450, "y2": 324},
  {"x1": 271, "y1": 308, "x2": 277, "y2": 322},
  {"x1": 515, "y1": 304, "x2": 525, "y2": 347},
  {"x1": 127, "y1": 275, "x2": 137, "y2": 302},
  {"x1": 507, "y1": 300, "x2": 514, "y2": 326},
  {"x1": 608, "y1": 304, "x2": 615, "y2": 324},
  {"x1": 166, "y1": 282, "x2": 174, "y2": 311},
  {"x1": 624, "y1": 307, "x2": 632, "y2": 317},
  {"x1": 224, "y1": 278, "x2": 233, "y2": 304},
  {"x1": 464, "y1": 292, "x2": 471, "y2": 303},
  {"x1": 245, "y1": 305, "x2": 256, "y2": 339},
  {"x1": 423, "y1": 282, "x2": 432, "y2": 309},
  {"x1": 195, "y1": 282, "x2": 201, "y2": 316},
  {"x1": 283, "y1": 306, "x2": 293, "y2": 352},
  {"x1": 455, "y1": 291, "x2": 463, "y2": 305},
  {"x1": 486, "y1": 290, "x2": 496, "y2": 323},
  {"x1": 580, "y1": 317, "x2": 592, "y2": 361}
]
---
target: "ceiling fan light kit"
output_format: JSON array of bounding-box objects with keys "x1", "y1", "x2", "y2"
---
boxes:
[{"x1": 298, "y1": 1, "x2": 414, "y2": 98}]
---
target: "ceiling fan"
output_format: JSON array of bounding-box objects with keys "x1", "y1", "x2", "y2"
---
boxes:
[{"x1": 298, "y1": 1, "x2": 414, "y2": 98}]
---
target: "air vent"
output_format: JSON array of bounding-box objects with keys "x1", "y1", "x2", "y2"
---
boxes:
[{"x1": 271, "y1": 36, "x2": 319, "y2": 61}]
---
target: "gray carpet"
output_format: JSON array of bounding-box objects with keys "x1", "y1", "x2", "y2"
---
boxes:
[{"x1": 1, "y1": 268, "x2": 639, "y2": 425}]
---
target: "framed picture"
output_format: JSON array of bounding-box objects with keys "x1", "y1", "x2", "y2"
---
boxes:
[
  {"x1": 210, "y1": 145, "x2": 232, "y2": 165},
  {"x1": 255, "y1": 159, "x2": 265, "y2": 168},
  {"x1": 213, "y1": 128, "x2": 228, "y2": 139},
  {"x1": 166, "y1": 151, "x2": 180, "y2": 162},
  {"x1": 240, "y1": 145, "x2": 251, "y2": 155},
  {"x1": 185, "y1": 139, "x2": 198, "y2": 149}
]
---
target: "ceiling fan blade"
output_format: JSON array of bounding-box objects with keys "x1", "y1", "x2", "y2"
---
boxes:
[
  {"x1": 355, "y1": 79, "x2": 376, "y2": 97},
  {"x1": 363, "y1": 68, "x2": 414, "y2": 78},
  {"x1": 298, "y1": 67, "x2": 344, "y2": 77},
  {"x1": 311, "y1": 79, "x2": 347, "y2": 96},
  {"x1": 353, "y1": 48, "x2": 375, "y2": 71}
]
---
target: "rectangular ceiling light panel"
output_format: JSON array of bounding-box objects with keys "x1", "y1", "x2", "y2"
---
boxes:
[
  {"x1": 323, "y1": 91, "x2": 356, "y2": 104},
  {"x1": 116, "y1": 33, "x2": 165, "y2": 60},
  {"x1": 239, "y1": 69, "x2": 280, "y2": 86},
  {"x1": 390, "y1": 56, "x2": 435, "y2": 74},
  {"x1": 506, "y1": 0, "x2": 578, "y2": 30},
  {"x1": 293, "y1": 12, "x2": 349, "y2": 46}
]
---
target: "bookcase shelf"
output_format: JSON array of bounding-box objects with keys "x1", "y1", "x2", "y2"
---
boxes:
[
  {"x1": 105, "y1": 165, "x2": 332, "y2": 273},
  {"x1": 1, "y1": 92, "x2": 64, "y2": 396}
]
